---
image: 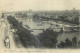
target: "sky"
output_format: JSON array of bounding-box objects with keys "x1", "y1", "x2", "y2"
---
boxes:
[{"x1": 0, "y1": 0, "x2": 80, "y2": 12}]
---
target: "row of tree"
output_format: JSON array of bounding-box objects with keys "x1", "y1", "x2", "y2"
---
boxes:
[
  {"x1": 58, "y1": 15, "x2": 79, "y2": 24},
  {"x1": 38, "y1": 29, "x2": 80, "y2": 48},
  {"x1": 58, "y1": 37, "x2": 80, "y2": 48},
  {"x1": 7, "y1": 15, "x2": 35, "y2": 48},
  {"x1": 33, "y1": 12, "x2": 79, "y2": 25}
]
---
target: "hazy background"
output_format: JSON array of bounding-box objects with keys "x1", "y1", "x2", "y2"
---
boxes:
[{"x1": 0, "y1": 0, "x2": 80, "y2": 12}]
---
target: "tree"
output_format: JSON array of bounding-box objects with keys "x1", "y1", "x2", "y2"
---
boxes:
[
  {"x1": 73, "y1": 16, "x2": 79, "y2": 24},
  {"x1": 65, "y1": 38, "x2": 72, "y2": 48},
  {"x1": 72, "y1": 37, "x2": 77, "y2": 48},
  {"x1": 33, "y1": 14, "x2": 39, "y2": 21},
  {"x1": 7, "y1": 15, "x2": 35, "y2": 47},
  {"x1": 21, "y1": 13, "x2": 27, "y2": 18},
  {"x1": 7, "y1": 15, "x2": 19, "y2": 29},
  {"x1": 58, "y1": 38, "x2": 72, "y2": 48},
  {"x1": 78, "y1": 41, "x2": 80, "y2": 48},
  {"x1": 58, "y1": 41, "x2": 66, "y2": 48},
  {"x1": 38, "y1": 29, "x2": 58, "y2": 48}
]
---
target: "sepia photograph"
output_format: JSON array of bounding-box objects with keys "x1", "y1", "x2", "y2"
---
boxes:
[{"x1": 0, "y1": 0, "x2": 80, "y2": 53}]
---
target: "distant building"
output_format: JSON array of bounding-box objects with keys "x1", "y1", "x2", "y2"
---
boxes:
[
  {"x1": 27, "y1": 10, "x2": 33, "y2": 21},
  {"x1": 79, "y1": 16, "x2": 80, "y2": 27},
  {"x1": 0, "y1": 12, "x2": 2, "y2": 18},
  {"x1": 1, "y1": 13, "x2": 5, "y2": 18}
]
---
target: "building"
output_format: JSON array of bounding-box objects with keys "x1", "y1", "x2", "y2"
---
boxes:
[
  {"x1": 79, "y1": 16, "x2": 80, "y2": 27},
  {"x1": 27, "y1": 10, "x2": 33, "y2": 21}
]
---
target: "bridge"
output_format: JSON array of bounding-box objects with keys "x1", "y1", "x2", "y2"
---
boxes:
[{"x1": 49, "y1": 21, "x2": 80, "y2": 31}]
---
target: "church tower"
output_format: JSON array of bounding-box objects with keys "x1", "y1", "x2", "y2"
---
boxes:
[{"x1": 27, "y1": 9, "x2": 33, "y2": 21}]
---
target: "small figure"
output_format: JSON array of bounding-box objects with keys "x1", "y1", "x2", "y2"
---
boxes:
[
  {"x1": 4, "y1": 37, "x2": 10, "y2": 48},
  {"x1": 56, "y1": 45, "x2": 58, "y2": 48}
]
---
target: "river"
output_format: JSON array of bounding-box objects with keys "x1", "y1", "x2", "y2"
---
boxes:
[{"x1": 23, "y1": 19, "x2": 80, "y2": 45}]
